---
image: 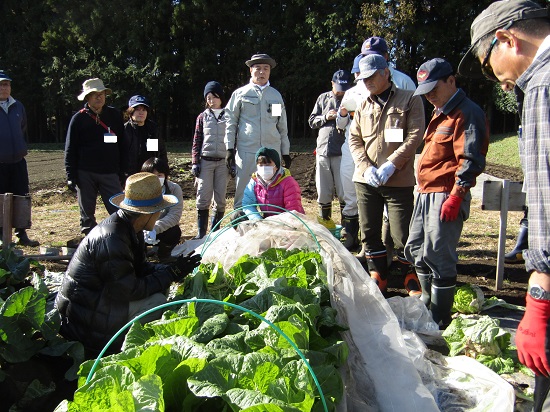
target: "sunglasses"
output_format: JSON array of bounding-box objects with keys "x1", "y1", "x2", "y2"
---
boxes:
[{"x1": 481, "y1": 20, "x2": 514, "y2": 81}]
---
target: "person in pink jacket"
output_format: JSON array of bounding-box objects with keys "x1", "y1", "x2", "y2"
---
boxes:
[{"x1": 232, "y1": 147, "x2": 304, "y2": 224}]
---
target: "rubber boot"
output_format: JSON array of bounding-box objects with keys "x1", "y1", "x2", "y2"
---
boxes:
[
  {"x1": 194, "y1": 209, "x2": 209, "y2": 239},
  {"x1": 504, "y1": 220, "x2": 528, "y2": 264},
  {"x1": 357, "y1": 247, "x2": 388, "y2": 293},
  {"x1": 382, "y1": 212, "x2": 394, "y2": 267},
  {"x1": 397, "y1": 255, "x2": 421, "y2": 297},
  {"x1": 416, "y1": 270, "x2": 432, "y2": 307},
  {"x1": 319, "y1": 203, "x2": 332, "y2": 220},
  {"x1": 15, "y1": 229, "x2": 39, "y2": 247},
  {"x1": 341, "y1": 214, "x2": 360, "y2": 251},
  {"x1": 431, "y1": 279, "x2": 456, "y2": 329},
  {"x1": 210, "y1": 211, "x2": 225, "y2": 232}
]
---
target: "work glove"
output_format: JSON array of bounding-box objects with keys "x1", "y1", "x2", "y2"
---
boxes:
[
  {"x1": 226, "y1": 149, "x2": 236, "y2": 170},
  {"x1": 516, "y1": 294, "x2": 550, "y2": 376},
  {"x1": 170, "y1": 251, "x2": 202, "y2": 281},
  {"x1": 376, "y1": 161, "x2": 396, "y2": 186},
  {"x1": 67, "y1": 180, "x2": 77, "y2": 193},
  {"x1": 144, "y1": 229, "x2": 159, "y2": 245},
  {"x1": 191, "y1": 164, "x2": 201, "y2": 178},
  {"x1": 283, "y1": 154, "x2": 292, "y2": 169},
  {"x1": 363, "y1": 166, "x2": 380, "y2": 188},
  {"x1": 440, "y1": 195, "x2": 463, "y2": 222}
]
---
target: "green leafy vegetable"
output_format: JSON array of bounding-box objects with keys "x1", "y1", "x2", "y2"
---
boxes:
[{"x1": 452, "y1": 284, "x2": 485, "y2": 314}]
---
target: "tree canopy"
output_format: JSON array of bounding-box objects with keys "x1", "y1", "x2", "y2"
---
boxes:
[{"x1": 0, "y1": 0, "x2": 510, "y2": 143}]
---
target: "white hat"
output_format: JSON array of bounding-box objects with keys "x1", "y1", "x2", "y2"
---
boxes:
[{"x1": 78, "y1": 78, "x2": 112, "y2": 101}]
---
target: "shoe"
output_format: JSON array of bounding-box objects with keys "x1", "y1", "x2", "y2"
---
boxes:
[
  {"x1": 404, "y1": 273, "x2": 422, "y2": 297},
  {"x1": 15, "y1": 229, "x2": 39, "y2": 247}
]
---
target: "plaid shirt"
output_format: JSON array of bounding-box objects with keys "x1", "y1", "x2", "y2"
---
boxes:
[{"x1": 515, "y1": 43, "x2": 550, "y2": 274}]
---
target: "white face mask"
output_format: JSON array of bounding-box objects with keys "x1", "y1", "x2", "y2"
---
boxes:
[
  {"x1": 158, "y1": 177, "x2": 165, "y2": 186},
  {"x1": 257, "y1": 165, "x2": 276, "y2": 181}
]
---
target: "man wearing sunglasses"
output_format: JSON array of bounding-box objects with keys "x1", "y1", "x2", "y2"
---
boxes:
[{"x1": 459, "y1": 1, "x2": 550, "y2": 410}]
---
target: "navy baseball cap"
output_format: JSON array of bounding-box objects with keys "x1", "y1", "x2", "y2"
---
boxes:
[
  {"x1": 128, "y1": 95, "x2": 150, "y2": 108},
  {"x1": 361, "y1": 37, "x2": 388, "y2": 56},
  {"x1": 351, "y1": 54, "x2": 364, "y2": 74},
  {"x1": 0, "y1": 70, "x2": 12, "y2": 82},
  {"x1": 332, "y1": 69, "x2": 352, "y2": 92},
  {"x1": 413, "y1": 58, "x2": 454, "y2": 96}
]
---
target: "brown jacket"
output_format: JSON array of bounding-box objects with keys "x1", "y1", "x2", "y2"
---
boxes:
[{"x1": 349, "y1": 84, "x2": 425, "y2": 187}]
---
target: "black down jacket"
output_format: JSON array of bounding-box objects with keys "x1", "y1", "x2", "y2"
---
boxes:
[{"x1": 55, "y1": 210, "x2": 175, "y2": 352}]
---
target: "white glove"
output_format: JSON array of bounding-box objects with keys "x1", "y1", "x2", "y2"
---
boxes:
[
  {"x1": 144, "y1": 229, "x2": 159, "y2": 245},
  {"x1": 363, "y1": 166, "x2": 381, "y2": 188},
  {"x1": 376, "y1": 161, "x2": 396, "y2": 185}
]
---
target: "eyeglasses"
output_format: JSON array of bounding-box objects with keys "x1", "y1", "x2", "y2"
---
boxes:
[{"x1": 481, "y1": 20, "x2": 514, "y2": 81}]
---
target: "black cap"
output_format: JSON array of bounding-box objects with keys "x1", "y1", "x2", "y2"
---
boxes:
[
  {"x1": 204, "y1": 81, "x2": 224, "y2": 100},
  {"x1": 332, "y1": 69, "x2": 352, "y2": 92}
]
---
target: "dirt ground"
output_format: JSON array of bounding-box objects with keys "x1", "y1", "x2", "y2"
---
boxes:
[{"x1": 23, "y1": 150, "x2": 529, "y2": 307}]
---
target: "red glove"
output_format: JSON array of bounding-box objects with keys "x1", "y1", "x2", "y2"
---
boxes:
[
  {"x1": 516, "y1": 294, "x2": 550, "y2": 376},
  {"x1": 440, "y1": 195, "x2": 462, "y2": 222}
]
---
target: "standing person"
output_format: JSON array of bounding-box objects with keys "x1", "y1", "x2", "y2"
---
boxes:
[
  {"x1": 348, "y1": 54, "x2": 424, "y2": 294},
  {"x1": 65, "y1": 78, "x2": 125, "y2": 235},
  {"x1": 0, "y1": 70, "x2": 39, "y2": 247},
  {"x1": 55, "y1": 172, "x2": 201, "y2": 354},
  {"x1": 224, "y1": 53, "x2": 291, "y2": 208},
  {"x1": 141, "y1": 157, "x2": 183, "y2": 261},
  {"x1": 308, "y1": 69, "x2": 352, "y2": 229},
  {"x1": 192, "y1": 81, "x2": 230, "y2": 238},
  {"x1": 404, "y1": 58, "x2": 489, "y2": 328},
  {"x1": 124, "y1": 95, "x2": 168, "y2": 177},
  {"x1": 337, "y1": 37, "x2": 417, "y2": 252},
  {"x1": 459, "y1": 1, "x2": 550, "y2": 408}
]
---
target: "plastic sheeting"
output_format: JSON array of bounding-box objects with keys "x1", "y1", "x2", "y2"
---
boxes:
[{"x1": 194, "y1": 212, "x2": 438, "y2": 411}]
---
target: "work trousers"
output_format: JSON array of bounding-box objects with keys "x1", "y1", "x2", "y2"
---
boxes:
[
  {"x1": 355, "y1": 182, "x2": 413, "y2": 253},
  {"x1": 404, "y1": 192, "x2": 470, "y2": 280},
  {"x1": 316, "y1": 154, "x2": 344, "y2": 205},
  {"x1": 195, "y1": 157, "x2": 228, "y2": 212},
  {"x1": 339, "y1": 138, "x2": 358, "y2": 216},
  {"x1": 77, "y1": 170, "x2": 121, "y2": 233},
  {"x1": 0, "y1": 158, "x2": 29, "y2": 195}
]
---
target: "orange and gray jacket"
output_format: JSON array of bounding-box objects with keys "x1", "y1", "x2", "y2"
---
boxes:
[{"x1": 416, "y1": 88, "x2": 489, "y2": 197}]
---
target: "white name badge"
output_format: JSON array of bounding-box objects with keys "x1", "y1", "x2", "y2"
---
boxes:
[
  {"x1": 104, "y1": 133, "x2": 117, "y2": 143},
  {"x1": 271, "y1": 103, "x2": 282, "y2": 116},
  {"x1": 147, "y1": 138, "x2": 159, "y2": 152},
  {"x1": 384, "y1": 128, "x2": 404, "y2": 143}
]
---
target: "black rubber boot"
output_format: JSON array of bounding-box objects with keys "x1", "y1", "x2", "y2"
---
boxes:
[
  {"x1": 357, "y1": 247, "x2": 388, "y2": 293},
  {"x1": 319, "y1": 203, "x2": 332, "y2": 221},
  {"x1": 431, "y1": 279, "x2": 456, "y2": 329},
  {"x1": 15, "y1": 229, "x2": 39, "y2": 247},
  {"x1": 416, "y1": 270, "x2": 432, "y2": 306},
  {"x1": 194, "y1": 209, "x2": 209, "y2": 239},
  {"x1": 210, "y1": 211, "x2": 225, "y2": 232},
  {"x1": 504, "y1": 220, "x2": 528, "y2": 264},
  {"x1": 341, "y1": 214, "x2": 360, "y2": 251}
]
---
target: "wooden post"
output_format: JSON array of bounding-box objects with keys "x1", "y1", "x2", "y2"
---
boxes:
[
  {"x1": 2, "y1": 193, "x2": 13, "y2": 245},
  {"x1": 481, "y1": 180, "x2": 526, "y2": 291}
]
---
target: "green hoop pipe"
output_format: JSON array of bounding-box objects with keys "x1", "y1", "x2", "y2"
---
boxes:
[
  {"x1": 201, "y1": 204, "x2": 321, "y2": 257},
  {"x1": 85, "y1": 298, "x2": 329, "y2": 412}
]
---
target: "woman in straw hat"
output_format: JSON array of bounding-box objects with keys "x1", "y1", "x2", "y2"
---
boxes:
[{"x1": 55, "y1": 172, "x2": 201, "y2": 355}]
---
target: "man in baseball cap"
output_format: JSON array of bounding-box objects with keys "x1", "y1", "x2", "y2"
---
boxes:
[
  {"x1": 460, "y1": 1, "x2": 550, "y2": 408},
  {"x1": 406, "y1": 58, "x2": 488, "y2": 327}
]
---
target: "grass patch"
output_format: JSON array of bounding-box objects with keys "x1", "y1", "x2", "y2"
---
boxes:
[{"x1": 487, "y1": 132, "x2": 520, "y2": 169}]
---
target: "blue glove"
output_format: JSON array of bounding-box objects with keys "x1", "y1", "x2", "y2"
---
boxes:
[
  {"x1": 364, "y1": 166, "x2": 380, "y2": 188},
  {"x1": 191, "y1": 164, "x2": 201, "y2": 177},
  {"x1": 376, "y1": 161, "x2": 396, "y2": 185},
  {"x1": 144, "y1": 229, "x2": 159, "y2": 245}
]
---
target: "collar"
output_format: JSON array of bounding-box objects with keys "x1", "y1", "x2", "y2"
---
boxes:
[
  {"x1": 251, "y1": 80, "x2": 270, "y2": 90},
  {"x1": 516, "y1": 43, "x2": 550, "y2": 95},
  {"x1": 535, "y1": 35, "x2": 550, "y2": 59}
]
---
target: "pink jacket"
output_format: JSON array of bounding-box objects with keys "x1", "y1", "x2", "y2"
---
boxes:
[{"x1": 242, "y1": 168, "x2": 305, "y2": 219}]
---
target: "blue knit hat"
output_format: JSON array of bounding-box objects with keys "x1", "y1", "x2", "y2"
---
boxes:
[{"x1": 255, "y1": 147, "x2": 280, "y2": 169}]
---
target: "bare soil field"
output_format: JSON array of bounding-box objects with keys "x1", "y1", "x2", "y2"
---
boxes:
[{"x1": 22, "y1": 150, "x2": 528, "y2": 306}]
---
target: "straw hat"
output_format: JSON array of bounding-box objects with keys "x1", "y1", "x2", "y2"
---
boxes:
[
  {"x1": 109, "y1": 172, "x2": 178, "y2": 214},
  {"x1": 78, "y1": 78, "x2": 112, "y2": 101}
]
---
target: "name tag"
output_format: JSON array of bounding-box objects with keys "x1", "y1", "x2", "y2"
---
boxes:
[
  {"x1": 147, "y1": 138, "x2": 159, "y2": 152},
  {"x1": 104, "y1": 133, "x2": 117, "y2": 143},
  {"x1": 384, "y1": 128, "x2": 404, "y2": 142},
  {"x1": 271, "y1": 104, "x2": 282, "y2": 116}
]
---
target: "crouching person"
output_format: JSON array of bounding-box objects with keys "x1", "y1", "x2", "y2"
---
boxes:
[
  {"x1": 231, "y1": 147, "x2": 305, "y2": 225},
  {"x1": 55, "y1": 172, "x2": 201, "y2": 355}
]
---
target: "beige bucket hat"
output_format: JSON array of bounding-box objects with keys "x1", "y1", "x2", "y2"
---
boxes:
[
  {"x1": 109, "y1": 172, "x2": 178, "y2": 214},
  {"x1": 78, "y1": 78, "x2": 113, "y2": 101}
]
